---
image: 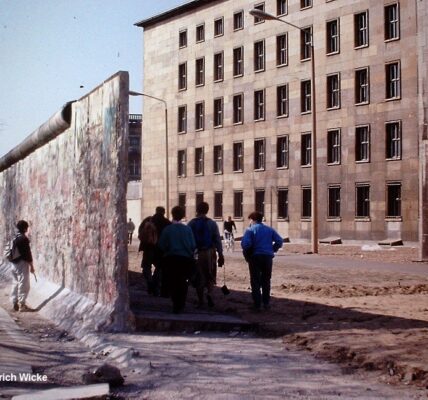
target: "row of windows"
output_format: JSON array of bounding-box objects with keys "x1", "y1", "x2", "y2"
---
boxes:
[
  {"x1": 176, "y1": 182, "x2": 402, "y2": 221},
  {"x1": 176, "y1": 121, "x2": 402, "y2": 177},
  {"x1": 178, "y1": 2, "x2": 399, "y2": 48},
  {"x1": 177, "y1": 63, "x2": 401, "y2": 133}
]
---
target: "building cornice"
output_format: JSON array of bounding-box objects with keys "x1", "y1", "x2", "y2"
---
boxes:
[{"x1": 135, "y1": 0, "x2": 222, "y2": 28}]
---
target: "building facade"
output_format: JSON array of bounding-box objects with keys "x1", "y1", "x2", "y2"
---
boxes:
[
  {"x1": 136, "y1": 0, "x2": 428, "y2": 252},
  {"x1": 128, "y1": 113, "x2": 142, "y2": 181}
]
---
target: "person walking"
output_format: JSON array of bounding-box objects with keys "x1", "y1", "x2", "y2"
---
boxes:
[
  {"x1": 10, "y1": 220, "x2": 35, "y2": 312},
  {"x1": 127, "y1": 218, "x2": 136, "y2": 244},
  {"x1": 138, "y1": 207, "x2": 171, "y2": 296},
  {"x1": 188, "y1": 202, "x2": 224, "y2": 308},
  {"x1": 158, "y1": 206, "x2": 196, "y2": 314},
  {"x1": 241, "y1": 212, "x2": 283, "y2": 311}
]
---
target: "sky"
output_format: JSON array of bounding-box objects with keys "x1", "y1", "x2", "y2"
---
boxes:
[{"x1": 0, "y1": 0, "x2": 186, "y2": 157}]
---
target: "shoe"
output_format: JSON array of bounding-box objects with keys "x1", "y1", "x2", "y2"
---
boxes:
[
  {"x1": 18, "y1": 304, "x2": 32, "y2": 312},
  {"x1": 206, "y1": 295, "x2": 214, "y2": 308},
  {"x1": 12, "y1": 302, "x2": 19, "y2": 312},
  {"x1": 250, "y1": 304, "x2": 261, "y2": 312}
]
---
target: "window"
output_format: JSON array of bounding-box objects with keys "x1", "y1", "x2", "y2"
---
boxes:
[
  {"x1": 195, "y1": 102, "x2": 204, "y2": 131},
  {"x1": 177, "y1": 150, "x2": 186, "y2": 177},
  {"x1": 196, "y1": 24, "x2": 205, "y2": 42},
  {"x1": 254, "y1": 89, "x2": 265, "y2": 121},
  {"x1": 195, "y1": 147, "x2": 204, "y2": 175},
  {"x1": 254, "y1": 139, "x2": 265, "y2": 170},
  {"x1": 233, "y1": 142, "x2": 244, "y2": 172},
  {"x1": 177, "y1": 105, "x2": 187, "y2": 133},
  {"x1": 386, "y1": 121, "x2": 401, "y2": 160},
  {"x1": 300, "y1": 26, "x2": 312, "y2": 61},
  {"x1": 277, "y1": 84, "x2": 289, "y2": 117},
  {"x1": 301, "y1": 133, "x2": 312, "y2": 166},
  {"x1": 326, "y1": 19, "x2": 339, "y2": 54},
  {"x1": 234, "y1": 191, "x2": 243, "y2": 218},
  {"x1": 276, "y1": 34, "x2": 288, "y2": 66},
  {"x1": 355, "y1": 125, "x2": 370, "y2": 162},
  {"x1": 328, "y1": 186, "x2": 341, "y2": 218},
  {"x1": 301, "y1": 0, "x2": 312, "y2": 9},
  {"x1": 277, "y1": 0, "x2": 288, "y2": 16},
  {"x1": 179, "y1": 29, "x2": 187, "y2": 48},
  {"x1": 354, "y1": 11, "x2": 369, "y2": 48},
  {"x1": 196, "y1": 192, "x2": 204, "y2": 207},
  {"x1": 386, "y1": 61, "x2": 401, "y2": 100},
  {"x1": 277, "y1": 136, "x2": 289, "y2": 168},
  {"x1": 178, "y1": 193, "x2": 186, "y2": 217},
  {"x1": 214, "y1": 98, "x2": 223, "y2": 128},
  {"x1": 386, "y1": 182, "x2": 401, "y2": 218},
  {"x1": 178, "y1": 63, "x2": 187, "y2": 90},
  {"x1": 255, "y1": 189, "x2": 265, "y2": 215},
  {"x1": 233, "y1": 93, "x2": 244, "y2": 124},
  {"x1": 254, "y1": 40, "x2": 265, "y2": 72},
  {"x1": 356, "y1": 184, "x2": 370, "y2": 218},
  {"x1": 327, "y1": 129, "x2": 341, "y2": 164},
  {"x1": 234, "y1": 10, "x2": 244, "y2": 30},
  {"x1": 278, "y1": 188, "x2": 289, "y2": 219},
  {"x1": 355, "y1": 67, "x2": 369, "y2": 104},
  {"x1": 385, "y1": 3, "x2": 399, "y2": 41},
  {"x1": 302, "y1": 187, "x2": 311, "y2": 218},
  {"x1": 253, "y1": 3, "x2": 265, "y2": 24},
  {"x1": 301, "y1": 80, "x2": 312, "y2": 113},
  {"x1": 233, "y1": 46, "x2": 244, "y2": 77},
  {"x1": 213, "y1": 145, "x2": 223, "y2": 174},
  {"x1": 214, "y1": 17, "x2": 224, "y2": 37},
  {"x1": 195, "y1": 58, "x2": 205, "y2": 86},
  {"x1": 326, "y1": 73, "x2": 340, "y2": 109},
  {"x1": 214, "y1": 192, "x2": 223, "y2": 218},
  {"x1": 214, "y1": 52, "x2": 224, "y2": 81}
]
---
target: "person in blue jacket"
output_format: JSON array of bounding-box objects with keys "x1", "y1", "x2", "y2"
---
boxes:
[{"x1": 241, "y1": 211, "x2": 283, "y2": 311}]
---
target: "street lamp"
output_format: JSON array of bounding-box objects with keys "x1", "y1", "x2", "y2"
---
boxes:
[
  {"x1": 249, "y1": 9, "x2": 318, "y2": 254},
  {"x1": 129, "y1": 91, "x2": 170, "y2": 219}
]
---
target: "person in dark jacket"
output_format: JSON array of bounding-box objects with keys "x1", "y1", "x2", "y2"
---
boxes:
[
  {"x1": 241, "y1": 212, "x2": 283, "y2": 311},
  {"x1": 10, "y1": 220, "x2": 35, "y2": 312},
  {"x1": 138, "y1": 206, "x2": 171, "y2": 296}
]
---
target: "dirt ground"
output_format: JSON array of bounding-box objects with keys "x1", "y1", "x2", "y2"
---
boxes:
[{"x1": 176, "y1": 242, "x2": 428, "y2": 392}]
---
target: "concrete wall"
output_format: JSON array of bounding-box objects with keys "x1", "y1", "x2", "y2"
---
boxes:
[
  {"x1": 0, "y1": 72, "x2": 131, "y2": 332},
  {"x1": 127, "y1": 180, "x2": 142, "y2": 240}
]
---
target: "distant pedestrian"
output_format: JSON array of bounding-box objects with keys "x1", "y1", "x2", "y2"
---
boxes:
[
  {"x1": 138, "y1": 207, "x2": 171, "y2": 296},
  {"x1": 188, "y1": 202, "x2": 224, "y2": 308},
  {"x1": 223, "y1": 216, "x2": 237, "y2": 250},
  {"x1": 10, "y1": 220, "x2": 35, "y2": 312},
  {"x1": 127, "y1": 218, "x2": 136, "y2": 244},
  {"x1": 158, "y1": 206, "x2": 196, "y2": 314},
  {"x1": 241, "y1": 212, "x2": 283, "y2": 311}
]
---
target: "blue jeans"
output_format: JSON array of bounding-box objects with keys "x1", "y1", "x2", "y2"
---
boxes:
[{"x1": 248, "y1": 254, "x2": 273, "y2": 308}]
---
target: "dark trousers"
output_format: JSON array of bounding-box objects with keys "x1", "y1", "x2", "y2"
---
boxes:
[
  {"x1": 163, "y1": 255, "x2": 193, "y2": 313},
  {"x1": 141, "y1": 247, "x2": 161, "y2": 296},
  {"x1": 248, "y1": 254, "x2": 273, "y2": 308}
]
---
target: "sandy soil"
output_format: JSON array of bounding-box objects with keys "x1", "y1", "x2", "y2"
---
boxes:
[{"x1": 189, "y1": 243, "x2": 428, "y2": 392}]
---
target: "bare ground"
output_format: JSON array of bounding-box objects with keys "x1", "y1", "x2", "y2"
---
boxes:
[{"x1": 175, "y1": 243, "x2": 428, "y2": 392}]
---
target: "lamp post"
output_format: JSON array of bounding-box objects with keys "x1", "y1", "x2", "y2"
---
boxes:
[
  {"x1": 249, "y1": 9, "x2": 318, "y2": 254},
  {"x1": 129, "y1": 91, "x2": 170, "y2": 219}
]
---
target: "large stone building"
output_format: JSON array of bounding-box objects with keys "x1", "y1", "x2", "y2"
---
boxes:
[{"x1": 136, "y1": 0, "x2": 428, "y2": 254}]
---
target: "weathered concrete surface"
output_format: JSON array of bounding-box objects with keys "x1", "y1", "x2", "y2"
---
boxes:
[{"x1": 0, "y1": 72, "x2": 131, "y2": 333}]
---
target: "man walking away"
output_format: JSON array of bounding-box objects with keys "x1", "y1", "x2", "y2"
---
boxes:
[
  {"x1": 241, "y1": 212, "x2": 283, "y2": 311},
  {"x1": 188, "y1": 202, "x2": 224, "y2": 308},
  {"x1": 138, "y1": 207, "x2": 171, "y2": 296},
  {"x1": 127, "y1": 218, "x2": 136, "y2": 244},
  {"x1": 10, "y1": 220, "x2": 35, "y2": 312},
  {"x1": 158, "y1": 206, "x2": 196, "y2": 314}
]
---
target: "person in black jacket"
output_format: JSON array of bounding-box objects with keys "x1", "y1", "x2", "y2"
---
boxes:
[
  {"x1": 10, "y1": 220, "x2": 35, "y2": 312},
  {"x1": 138, "y1": 206, "x2": 171, "y2": 296}
]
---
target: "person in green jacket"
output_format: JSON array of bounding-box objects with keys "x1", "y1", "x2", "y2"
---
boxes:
[{"x1": 158, "y1": 206, "x2": 196, "y2": 314}]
